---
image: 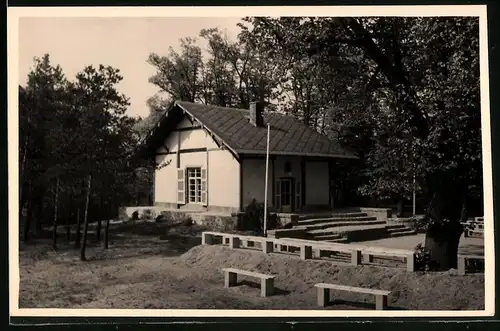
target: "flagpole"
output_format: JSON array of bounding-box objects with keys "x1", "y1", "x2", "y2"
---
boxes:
[
  {"x1": 412, "y1": 173, "x2": 416, "y2": 216},
  {"x1": 263, "y1": 123, "x2": 270, "y2": 237}
]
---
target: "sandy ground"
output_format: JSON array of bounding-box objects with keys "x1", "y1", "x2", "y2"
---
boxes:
[{"x1": 18, "y1": 226, "x2": 485, "y2": 311}]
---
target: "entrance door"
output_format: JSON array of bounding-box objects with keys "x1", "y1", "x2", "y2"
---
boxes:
[{"x1": 280, "y1": 178, "x2": 294, "y2": 213}]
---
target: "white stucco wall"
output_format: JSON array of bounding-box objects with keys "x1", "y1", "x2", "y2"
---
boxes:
[
  {"x1": 154, "y1": 115, "x2": 240, "y2": 210},
  {"x1": 154, "y1": 152, "x2": 177, "y2": 204},
  {"x1": 305, "y1": 161, "x2": 330, "y2": 205},
  {"x1": 208, "y1": 149, "x2": 240, "y2": 209}
]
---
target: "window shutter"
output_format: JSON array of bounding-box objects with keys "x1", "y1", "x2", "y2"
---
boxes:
[
  {"x1": 275, "y1": 180, "x2": 281, "y2": 210},
  {"x1": 177, "y1": 168, "x2": 185, "y2": 204},
  {"x1": 201, "y1": 168, "x2": 207, "y2": 206},
  {"x1": 296, "y1": 181, "x2": 302, "y2": 211}
]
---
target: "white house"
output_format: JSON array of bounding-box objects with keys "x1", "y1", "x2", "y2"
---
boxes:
[{"x1": 139, "y1": 101, "x2": 358, "y2": 214}]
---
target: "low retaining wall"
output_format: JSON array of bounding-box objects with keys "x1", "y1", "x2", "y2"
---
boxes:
[
  {"x1": 267, "y1": 228, "x2": 310, "y2": 240},
  {"x1": 202, "y1": 231, "x2": 416, "y2": 272},
  {"x1": 359, "y1": 207, "x2": 392, "y2": 223}
]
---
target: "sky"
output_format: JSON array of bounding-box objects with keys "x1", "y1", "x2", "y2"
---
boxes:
[{"x1": 18, "y1": 17, "x2": 243, "y2": 118}]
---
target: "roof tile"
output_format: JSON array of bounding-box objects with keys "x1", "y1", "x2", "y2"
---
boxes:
[{"x1": 171, "y1": 101, "x2": 357, "y2": 159}]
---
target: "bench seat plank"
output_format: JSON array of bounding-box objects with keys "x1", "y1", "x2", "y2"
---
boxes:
[
  {"x1": 315, "y1": 283, "x2": 391, "y2": 296},
  {"x1": 222, "y1": 268, "x2": 275, "y2": 279}
]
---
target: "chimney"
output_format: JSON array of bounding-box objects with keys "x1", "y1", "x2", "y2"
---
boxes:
[{"x1": 249, "y1": 101, "x2": 264, "y2": 127}]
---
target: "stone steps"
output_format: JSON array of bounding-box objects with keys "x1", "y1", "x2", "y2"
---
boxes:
[
  {"x1": 311, "y1": 233, "x2": 344, "y2": 241},
  {"x1": 385, "y1": 224, "x2": 407, "y2": 232},
  {"x1": 299, "y1": 219, "x2": 385, "y2": 232},
  {"x1": 389, "y1": 229, "x2": 418, "y2": 237},
  {"x1": 297, "y1": 212, "x2": 368, "y2": 221},
  {"x1": 297, "y1": 215, "x2": 377, "y2": 226}
]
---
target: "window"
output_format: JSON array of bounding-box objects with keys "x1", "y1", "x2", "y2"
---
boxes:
[{"x1": 187, "y1": 167, "x2": 202, "y2": 203}]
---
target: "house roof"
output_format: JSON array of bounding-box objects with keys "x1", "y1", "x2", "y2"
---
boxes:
[{"x1": 140, "y1": 101, "x2": 358, "y2": 160}]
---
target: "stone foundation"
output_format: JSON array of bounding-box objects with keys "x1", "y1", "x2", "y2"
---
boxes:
[{"x1": 119, "y1": 205, "x2": 239, "y2": 231}]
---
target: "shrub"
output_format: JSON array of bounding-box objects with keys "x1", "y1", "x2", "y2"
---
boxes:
[
  {"x1": 181, "y1": 217, "x2": 194, "y2": 227},
  {"x1": 238, "y1": 199, "x2": 278, "y2": 232},
  {"x1": 140, "y1": 209, "x2": 155, "y2": 220},
  {"x1": 414, "y1": 243, "x2": 431, "y2": 271},
  {"x1": 155, "y1": 214, "x2": 166, "y2": 223},
  {"x1": 413, "y1": 216, "x2": 430, "y2": 233},
  {"x1": 131, "y1": 211, "x2": 139, "y2": 221}
]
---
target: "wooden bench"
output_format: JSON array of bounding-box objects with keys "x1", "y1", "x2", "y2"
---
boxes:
[
  {"x1": 458, "y1": 254, "x2": 485, "y2": 275},
  {"x1": 222, "y1": 267, "x2": 276, "y2": 297},
  {"x1": 314, "y1": 283, "x2": 391, "y2": 310}
]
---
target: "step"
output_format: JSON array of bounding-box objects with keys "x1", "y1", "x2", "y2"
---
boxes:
[
  {"x1": 297, "y1": 212, "x2": 368, "y2": 221},
  {"x1": 325, "y1": 238, "x2": 349, "y2": 243},
  {"x1": 299, "y1": 220, "x2": 385, "y2": 232},
  {"x1": 386, "y1": 226, "x2": 410, "y2": 233},
  {"x1": 312, "y1": 233, "x2": 343, "y2": 241},
  {"x1": 385, "y1": 224, "x2": 406, "y2": 230},
  {"x1": 389, "y1": 230, "x2": 417, "y2": 237},
  {"x1": 297, "y1": 216, "x2": 376, "y2": 226}
]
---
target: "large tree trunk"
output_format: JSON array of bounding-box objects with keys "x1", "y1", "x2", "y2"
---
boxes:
[
  {"x1": 423, "y1": 175, "x2": 464, "y2": 270},
  {"x1": 52, "y1": 177, "x2": 59, "y2": 250},
  {"x1": 80, "y1": 174, "x2": 92, "y2": 261}
]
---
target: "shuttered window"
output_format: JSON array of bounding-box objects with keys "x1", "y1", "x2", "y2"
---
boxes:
[
  {"x1": 177, "y1": 169, "x2": 185, "y2": 204},
  {"x1": 201, "y1": 168, "x2": 207, "y2": 206}
]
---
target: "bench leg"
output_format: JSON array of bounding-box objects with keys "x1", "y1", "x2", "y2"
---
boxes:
[
  {"x1": 229, "y1": 237, "x2": 241, "y2": 249},
  {"x1": 202, "y1": 233, "x2": 213, "y2": 245},
  {"x1": 376, "y1": 295, "x2": 388, "y2": 310},
  {"x1": 263, "y1": 241, "x2": 274, "y2": 254},
  {"x1": 317, "y1": 288, "x2": 330, "y2": 307},
  {"x1": 351, "y1": 250, "x2": 362, "y2": 266},
  {"x1": 458, "y1": 256, "x2": 466, "y2": 276},
  {"x1": 363, "y1": 254, "x2": 373, "y2": 263},
  {"x1": 301, "y1": 245, "x2": 312, "y2": 260},
  {"x1": 224, "y1": 271, "x2": 237, "y2": 288},
  {"x1": 261, "y1": 278, "x2": 274, "y2": 297},
  {"x1": 406, "y1": 254, "x2": 415, "y2": 272}
]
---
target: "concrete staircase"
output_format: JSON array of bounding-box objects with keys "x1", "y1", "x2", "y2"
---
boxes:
[
  {"x1": 293, "y1": 211, "x2": 416, "y2": 243},
  {"x1": 385, "y1": 224, "x2": 417, "y2": 237}
]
